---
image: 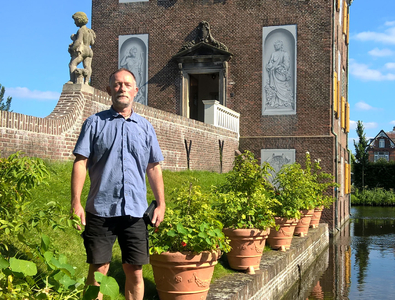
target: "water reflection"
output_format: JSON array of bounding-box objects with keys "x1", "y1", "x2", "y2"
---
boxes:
[{"x1": 282, "y1": 206, "x2": 395, "y2": 300}]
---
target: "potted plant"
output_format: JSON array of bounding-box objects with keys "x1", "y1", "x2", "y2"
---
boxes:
[
  {"x1": 268, "y1": 161, "x2": 309, "y2": 250},
  {"x1": 149, "y1": 182, "x2": 230, "y2": 300},
  {"x1": 213, "y1": 151, "x2": 278, "y2": 274},
  {"x1": 304, "y1": 152, "x2": 339, "y2": 228}
]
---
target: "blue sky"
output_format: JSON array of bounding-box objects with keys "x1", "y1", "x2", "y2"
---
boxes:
[{"x1": 1, "y1": 0, "x2": 395, "y2": 151}]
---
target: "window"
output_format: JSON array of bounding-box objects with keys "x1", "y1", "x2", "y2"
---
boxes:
[
  {"x1": 374, "y1": 151, "x2": 389, "y2": 162},
  {"x1": 379, "y1": 139, "x2": 385, "y2": 148}
]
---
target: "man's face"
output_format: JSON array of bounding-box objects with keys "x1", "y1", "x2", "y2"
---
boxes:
[{"x1": 106, "y1": 70, "x2": 138, "y2": 111}]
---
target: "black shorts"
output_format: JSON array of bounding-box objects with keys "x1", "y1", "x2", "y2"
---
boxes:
[{"x1": 82, "y1": 212, "x2": 149, "y2": 265}]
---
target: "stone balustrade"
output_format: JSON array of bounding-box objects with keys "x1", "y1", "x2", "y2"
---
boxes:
[{"x1": 203, "y1": 100, "x2": 240, "y2": 136}]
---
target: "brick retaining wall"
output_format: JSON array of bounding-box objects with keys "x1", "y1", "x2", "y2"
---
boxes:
[{"x1": 0, "y1": 83, "x2": 238, "y2": 172}]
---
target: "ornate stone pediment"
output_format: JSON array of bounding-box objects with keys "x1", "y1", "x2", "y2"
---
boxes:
[
  {"x1": 174, "y1": 42, "x2": 232, "y2": 63},
  {"x1": 174, "y1": 21, "x2": 232, "y2": 63}
]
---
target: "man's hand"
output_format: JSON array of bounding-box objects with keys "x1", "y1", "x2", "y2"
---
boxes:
[
  {"x1": 146, "y1": 162, "x2": 165, "y2": 227},
  {"x1": 71, "y1": 203, "x2": 86, "y2": 231},
  {"x1": 152, "y1": 204, "x2": 165, "y2": 227},
  {"x1": 70, "y1": 154, "x2": 88, "y2": 231}
]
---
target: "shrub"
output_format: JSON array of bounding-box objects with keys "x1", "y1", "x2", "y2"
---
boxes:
[
  {"x1": 214, "y1": 151, "x2": 277, "y2": 230},
  {"x1": 0, "y1": 152, "x2": 118, "y2": 300}
]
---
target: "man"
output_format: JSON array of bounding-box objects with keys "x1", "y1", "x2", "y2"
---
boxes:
[{"x1": 71, "y1": 68, "x2": 165, "y2": 300}]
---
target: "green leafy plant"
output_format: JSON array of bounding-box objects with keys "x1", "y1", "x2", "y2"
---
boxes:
[
  {"x1": 149, "y1": 182, "x2": 231, "y2": 255},
  {"x1": 214, "y1": 150, "x2": 278, "y2": 230},
  {"x1": 304, "y1": 152, "x2": 338, "y2": 208},
  {"x1": 273, "y1": 162, "x2": 309, "y2": 220},
  {"x1": 0, "y1": 152, "x2": 119, "y2": 300},
  {"x1": 273, "y1": 152, "x2": 339, "y2": 220}
]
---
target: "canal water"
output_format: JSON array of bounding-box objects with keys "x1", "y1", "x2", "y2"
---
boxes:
[{"x1": 282, "y1": 206, "x2": 395, "y2": 300}]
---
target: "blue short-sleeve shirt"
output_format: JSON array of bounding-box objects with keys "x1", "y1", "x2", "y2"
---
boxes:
[{"x1": 73, "y1": 107, "x2": 164, "y2": 218}]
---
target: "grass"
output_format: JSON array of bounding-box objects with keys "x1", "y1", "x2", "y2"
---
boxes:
[{"x1": 29, "y1": 160, "x2": 232, "y2": 300}]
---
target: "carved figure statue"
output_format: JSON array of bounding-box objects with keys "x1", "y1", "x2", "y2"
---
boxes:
[
  {"x1": 264, "y1": 40, "x2": 294, "y2": 109},
  {"x1": 67, "y1": 12, "x2": 96, "y2": 84},
  {"x1": 120, "y1": 46, "x2": 144, "y2": 103}
]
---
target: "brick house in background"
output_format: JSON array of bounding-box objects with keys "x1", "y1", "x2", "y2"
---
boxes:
[
  {"x1": 367, "y1": 127, "x2": 395, "y2": 162},
  {"x1": 90, "y1": 0, "x2": 352, "y2": 232}
]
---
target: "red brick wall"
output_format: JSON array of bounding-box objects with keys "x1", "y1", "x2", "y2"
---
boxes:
[{"x1": 0, "y1": 84, "x2": 238, "y2": 172}]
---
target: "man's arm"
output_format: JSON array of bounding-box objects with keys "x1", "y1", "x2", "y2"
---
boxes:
[
  {"x1": 71, "y1": 154, "x2": 88, "y2": 230},
  {"x1": 146, "y1": 162, "x2": 165, "y2": 227}
]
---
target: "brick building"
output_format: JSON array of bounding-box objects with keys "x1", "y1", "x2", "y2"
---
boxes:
[
  {"x1": 367, "y1": 127, "x2": 395, "y2": 162},
  {"x1": 90, "y1": 0, "x2": 351, "y2": 231}
]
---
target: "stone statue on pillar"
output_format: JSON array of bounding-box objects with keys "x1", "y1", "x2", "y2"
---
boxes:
[{"x1": 67, "y1": 12, "x2": 96, "y2": 84}]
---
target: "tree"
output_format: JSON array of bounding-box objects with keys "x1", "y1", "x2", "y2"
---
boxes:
[
  {"x1": 0, "y1": 83, "x2": 12, "y2": 111},
  {"x1": 353, "y1": 120, "x2": 369, "y2": 189}
]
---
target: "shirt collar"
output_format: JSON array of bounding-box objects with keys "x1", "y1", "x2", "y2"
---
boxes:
[{"x1": 110, "y1": 106, "x2": 138, "y2": 123}]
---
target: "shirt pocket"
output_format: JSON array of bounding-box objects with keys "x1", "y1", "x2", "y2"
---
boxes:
[
  {"x1": 92, "y1": 126, "x2": 119, "y2": 162},
  {"x1": 127, "y1": 131, "x2": 150, "y2": 167}
]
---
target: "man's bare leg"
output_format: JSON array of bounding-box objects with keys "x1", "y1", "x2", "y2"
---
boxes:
[
  {"x1": 86, "y1": 263, "x2": 110, "y2": 300},
  {"x1": 123, "y1": 264, "x2": 144, "y2": 300}
]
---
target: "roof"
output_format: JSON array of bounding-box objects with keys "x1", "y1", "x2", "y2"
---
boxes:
[{"x1": 368, "y1": 129, "x2": 395, "y2": 148}]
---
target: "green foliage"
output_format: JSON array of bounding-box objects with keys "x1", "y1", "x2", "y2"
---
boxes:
[
  {"x1": 0, "y1": 84, "x2": 12, "y2": 111},
  {"x1": 353, "y1": 160, "x2": 395, "y2": 190},
  {"x1": 353, "y1": 121, "x2": 369, "y2": 166},
  {"x1": 149, "y1": 182, "x2": 231, "y2": 255},
  {"x1": 214, "y1": 150, "x2": 277, "y2": 230},
  {"x1": 304, "y1": 152, "x2": 338, "y2": 209},
  {"x1": 273, "y1": 163, "x2": 306, "y2": 219},
  {"x1": 0, "y1": 152, "x2": 49, "y2": 216},
  {"x1": 0, "y1": 152, "x2": 118, "y2": 300},
  {"x1": 214, "y1": 191, "x2": 277, "y2": 230},
  {"x1": 219, "y1": 150, "x2": 274, "y2": 196},
  {"x1": 28, "y1": 162, "x2": 230, "y2": 299},
  {"x1": 352, "y1": 188, "x2": 395, "y2": 206},
  {"x1": 353, "y1": 120, "x2": 369, "y2": 189},
  {"x1": 273, "y1": 152, "x2": 338, "y2": 219}
]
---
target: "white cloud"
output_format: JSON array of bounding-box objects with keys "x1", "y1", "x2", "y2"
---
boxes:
[
  {"x1": 390, "y1": 120, "x2": 395, "y2": 125},
  {"x1": 385, "y1": 62, "x2": 395, "y2": 69},
  {"x1": 364, "y1": 122, "x2": 378, "y2": 129},
  {"x1": 385, "y1": 21, "x2": 395, "y2": 27},
  {"x1": 355, "y1": 101, "x2": 379, "y2": 111},
  {"x1": 349, "y1": 59, "x2": 395, "y2": 81},
  {"x1": 6, "y1": 87, "x2": 60, "y2": 101},
  {"x1": 349, "y1": 120, "x2": 357, "y2": 130},
  {"x1": 354, "y1": 26, "x2": 395, "y2": 44},
  {"x1": 368, "y1": 47, "x2": 394, "y2": 57},
  {"x1": 349, "y1": 120, "x2": 378, "y2": 130}
]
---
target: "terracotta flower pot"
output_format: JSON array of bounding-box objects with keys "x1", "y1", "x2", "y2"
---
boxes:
[
  {"x1": 150, "y1": 251, "x2": 220, "y2": 300},
  {"x1": 267, "y1": 217, "x2": 298, "y2": 251},
  {"x1": 310, "y1": 206, "x2": 324, "y2": 228},
  {"x1": 222, "y1": 228, "x2": 270, "y2": 274},
  {"x1": 294, "y1": 209, "x2": 315, "y2": 237}
]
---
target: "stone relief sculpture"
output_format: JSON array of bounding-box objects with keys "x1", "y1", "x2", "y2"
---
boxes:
[
  {"x1": 265, "y1": 152, "x2": 291, "y2": 174},
  {"x1": 264, "y1": 40, "x2": 294, "y2": 109},
  {"x1": 179, "y1": 21, "x2": 228, "y2": 52},
  {"x1": 119, "y1": 34, "x2": 148, "y2": 105},
  {"x1": 120, "y1": 46, "x2": 145, "y2": 103},
  {"x1": 261, "y1": 149, "x2": 295, "y2": 183},
  {"x1": 67, "y1": 12, "x2": 96, "y2": 84},
  {"x1": 262, "y1": 25, "x2": 296, "y2": 115}
]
